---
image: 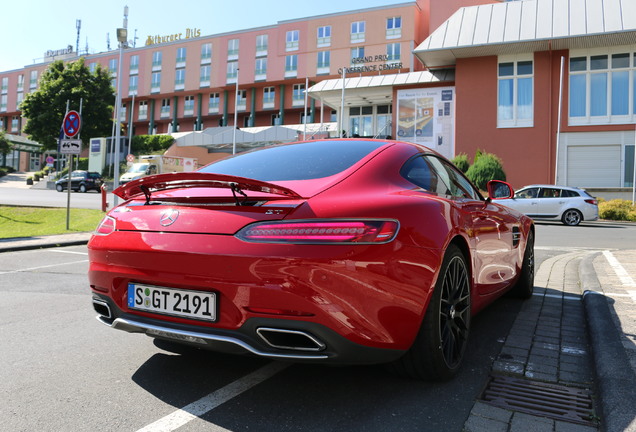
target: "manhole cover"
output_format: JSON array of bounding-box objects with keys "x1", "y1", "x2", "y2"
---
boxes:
[{"x1": 480, "y1": 374, "x2": 596, "y2": 426}]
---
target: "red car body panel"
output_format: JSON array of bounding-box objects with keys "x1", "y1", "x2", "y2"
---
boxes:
[{"x1": 88, "y1": 139, "x2": 532, "y2": 364}]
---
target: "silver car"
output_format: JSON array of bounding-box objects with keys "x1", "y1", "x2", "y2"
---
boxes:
[{"x1": 494, "y1": 184, "x2": 598, "y2": 226}]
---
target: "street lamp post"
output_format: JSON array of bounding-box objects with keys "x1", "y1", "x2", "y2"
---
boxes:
[{"x1": 113, "y1": 6, "x2": 128, "y2": 207}]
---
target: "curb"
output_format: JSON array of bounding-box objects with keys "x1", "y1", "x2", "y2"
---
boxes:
[
  {"x1": 0, "y1": 234, "x2": 92, "y2": 253},
  {"x1": 580, "y1": 253, "x2": 636, "y2": 432}
]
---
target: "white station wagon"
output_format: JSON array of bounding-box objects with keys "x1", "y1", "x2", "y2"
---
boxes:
[{"x1": 494, "y1": 184, "x2": 599, "y2": 226}]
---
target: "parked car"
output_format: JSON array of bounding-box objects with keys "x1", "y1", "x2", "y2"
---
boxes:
[
  {"x1": 88, "y1": 139, "x2": 534, "y2": 381},
  {"x1": 493, "y1": 183, "x2": 598, "y2": 226},
  {"x1": 55, "y1": 171, "x2": 103, "y2": 193}
]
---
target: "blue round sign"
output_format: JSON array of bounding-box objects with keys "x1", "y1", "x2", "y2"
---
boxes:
[{"x1": 63, "y1": 110, "x2": 81, "y2": 138}]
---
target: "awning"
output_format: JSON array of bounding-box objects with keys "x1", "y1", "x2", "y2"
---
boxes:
[
  {"x1": 5, "y1": 133, "x2": 43, "y2": 153},
  {"x1": 306, "y1": 70, "x2": 455, "y2": 109}
]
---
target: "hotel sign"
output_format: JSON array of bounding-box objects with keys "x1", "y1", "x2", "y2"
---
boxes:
[
  {"x1": 44, "y1": 45, "x2": 74, "y2": 60},
  {"x1": 338, "y1": 54, "x2": 402, "y2": 74},
  {"x1": 145, "y1": 28, "x2": 202, "y2": 46}
]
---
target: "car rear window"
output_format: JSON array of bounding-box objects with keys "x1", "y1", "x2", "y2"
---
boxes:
[{"x1": 199, "y1": 140, "x2": 385, "y2": 181}]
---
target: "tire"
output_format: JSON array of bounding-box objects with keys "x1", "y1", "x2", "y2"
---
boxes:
[
  {"x1": 509, "y1": 231, "x2": 534, "y2": 299},
  {"x1": 561, "y1": 209, "x2": 582, "y2": 226},
  {"x1": 390, "y1": 244, "x2": 471, "y2": 381},
  {"x1": 79, "y1": 184, "x2": 87, "y2": 193},
  {"x1": 56, "y1": 184, "x2": 63, "y2": 192}
]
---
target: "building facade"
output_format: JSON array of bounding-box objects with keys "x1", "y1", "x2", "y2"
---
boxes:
[
  {"x1": 0, "y1": 0, "x2": 497, "y2": 172},
  {"x1": 414, "y1": 0, "x2": 636, "y2": 192}
]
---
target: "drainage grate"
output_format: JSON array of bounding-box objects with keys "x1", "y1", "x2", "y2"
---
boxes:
[{"x1": 480, "y1": 374, "x2": 596, "y2": 426}]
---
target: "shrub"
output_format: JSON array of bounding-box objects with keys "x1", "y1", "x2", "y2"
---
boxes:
[
  {"x1": 0, "y1": 168, "x2": 7, "y2": 178},
  {"x1": 451, "y1": 153, "x2": 470, "y2": 173},
  {"x1": 131, "y1": 135, "x2": 175, "y2": 155},
  {"x1": 0, "y1": 166, "x2": 16, "y2": 174},
  {"x1": 466, "y1": 152, "x2": 506, "y2": 190},
  {"x1": 599, "y1": 199, "x2": 636, "y2": 222}
]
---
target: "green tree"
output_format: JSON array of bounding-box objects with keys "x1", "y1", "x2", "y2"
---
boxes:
[
  {"x1": 466, "y1": 152, "x2": 506, "y2": 190},
  {"x1": 20, "y1": 59, "x2": 115, "y2": 152},
  {"x1": 0, "y1": 130, "x2": 12, "y2": 156}
]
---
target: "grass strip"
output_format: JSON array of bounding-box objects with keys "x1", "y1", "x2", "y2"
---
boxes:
[{"x1": 0, "y1": 206, "x2": 104, "y2": 238}]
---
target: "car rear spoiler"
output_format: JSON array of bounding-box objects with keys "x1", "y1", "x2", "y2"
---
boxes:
[{"x1": 114, "y1": 172, "x2": 302, "y2": 203}]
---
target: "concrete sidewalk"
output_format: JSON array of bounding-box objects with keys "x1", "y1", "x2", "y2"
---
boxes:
[
  {"x1": 0, "y1": 232, "x2": 92, "y2": 252},
  {"x1": 464, "y1": 248, "x2": 636, "y2": 432}
]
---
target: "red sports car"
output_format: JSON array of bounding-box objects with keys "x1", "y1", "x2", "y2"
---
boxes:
[{"x1": 88, "y1": 139, "x2": 534, "y2": 381}]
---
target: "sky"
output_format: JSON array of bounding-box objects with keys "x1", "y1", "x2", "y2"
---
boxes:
[{"x1": 1, "y1": 0, "x2": 409, "y2": 72}]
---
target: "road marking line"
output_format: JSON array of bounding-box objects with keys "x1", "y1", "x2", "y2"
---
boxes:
[
  {"x1": 0, "y1": 260, "x2": 88, "y2": 275},
  {"x1": 47, "y1": 249, "x2": 88, "y2": 256},
  {"x1": 603, "y1": 250, "x2": 636, "y2": 287},
  {"x1": 135, "y1": 362, "x2": 289, "y2": 432}
]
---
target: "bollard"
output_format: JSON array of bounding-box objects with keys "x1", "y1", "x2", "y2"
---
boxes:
[{"x1": 101, "y1": 184, "x2": 109, "y2": 212}]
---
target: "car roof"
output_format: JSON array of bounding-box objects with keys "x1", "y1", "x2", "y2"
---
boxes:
[{"x1": 518, "y1": 184, "x2": 585, "y2": 192}]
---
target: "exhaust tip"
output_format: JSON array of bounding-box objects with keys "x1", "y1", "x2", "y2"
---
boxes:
[
  {"x1": 257, "y1": 327, "x2": 326, "y2": 352},
  {"x1": 92, "y1": 299, "x2": 112, "y2": 319}
]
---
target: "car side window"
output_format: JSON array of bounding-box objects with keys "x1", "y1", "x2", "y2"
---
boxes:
[
  {"x1": 539, "y1": 188, "x2": 560, "y2": 198},
  {"x1": 516, "y1": 188, "x2": 538, "y2": 199},
  {"x1": 561, "y1": 190, "x2": 578, "y2": 198},
  {"x1": 401, "y1": 155, "x2": 480, "y2": 200},
  {"x1": 426, "y1": 156, "x2": 481, "y2": 199}
]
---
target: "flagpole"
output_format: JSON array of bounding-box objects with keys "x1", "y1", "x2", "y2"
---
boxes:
[
  {"x1": 303, "y1": 76, "x2": 308, "y2": 140},
  {"x1": 340, "y1": 68, "x2": 346, "y2": 137},
  {"x1": 233, "y1": 68, "x2": 239, "y2": 155}
]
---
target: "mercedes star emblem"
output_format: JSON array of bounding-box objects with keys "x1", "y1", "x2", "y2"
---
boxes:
[{"x1": 159, "y1": 209, "x2": 179, "y2": 226}]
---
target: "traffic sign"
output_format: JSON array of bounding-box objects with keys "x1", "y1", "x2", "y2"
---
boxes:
[
  {"x1": 126, "y1": 154, "x2": 135, "y2": 162},
  {"x1": 46, "y1": 156, "x2": 55, "y2": 164},
  {"x1": 63, "y1": 110, "x2": 81, "y2": 138},
  {"x1": 60, "y1": 139, "x2": 82, "y2": 154}
]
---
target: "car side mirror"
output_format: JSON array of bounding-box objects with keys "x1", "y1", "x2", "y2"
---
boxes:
[{"x1": 487, "y1": 180, "x2": 514, "y2": 200}]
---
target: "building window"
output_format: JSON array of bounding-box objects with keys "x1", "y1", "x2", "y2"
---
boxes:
[
  {"x1": 1, "y1": 94, "x2": 7, "y2": 112},
  {"x1": 256, "y1": 35, "x2": 268, "y2": 57},
  {"x1": 184, "y1": 95, "x2": 195, "y2": 116},
  {"x1": 11, "y1": 116, "x2": 19, "y2": 132},
  {"x1": 255, "y1": 58, "x2": 267, "y2": 81},
  {"x1": 200, "y1": 65, "x2": 211, "y2": 87},
  {"x1": 209, "y1": 92, "x2": 220, "y2": 114},
  {"x1": 128, "y1": 75, "x2": 138, "y2": 95},
  {"x1": 386, "y1": 43, "x2": 401, "y2": 62},
  {"x1": 292, "y1": 83, "x2": 305, "y2": 107},
  {"x1": 237, "y1": 89, "x2": 247, "y2": 111},
  {"x1": 16, "y1": 92, "x2": 23, "y2": 106},
  {"x1": 386, "y1": 17, "x2": 402, "y2": 39},
  {"x1": 160, "y1": 98, "x2": 171, "y2": 118},
  {"x1": 89, "y1": 63, "x2": 97, "y2": 73},
  {"x1": 129, "y1": 55, "x2": 139, "y2": 74},
  {"x1": 271, "y1": 113, "x2": 281, "y2": 125},
  {"x1": 176, "y1": 47, "x2": 187, "y2": 67},
  {"x1": 497, "y1": 56, "x2": 533, "y2": 128},
  {"x1": 1, "y1": 77, "x2": 7, "y2": 93},
  {"x1": 29, "y1": 71, "x2": 37, "y2": 90},
  {"x1": 227, "y1": 61, "x2": 238, "y2": 84},
  {"x1": 285, "y1": 55, "x2": 298, "y2": 78},
  {"x1": 138, "y1": 100, "x2": 148, "y2": 120},
  {"x1": 175, "y1": 69, "x2": 185, "y2": 90},
  {"x1": 317, "y1": 51, "x2": 330, "y2": 75},
  {"x1": 349, "y1": 106, "x2": 373, "y2": 137},
  {"x1": 17, "y1": 75, "x2": 24, "y2": 92},
  {"x1": 109, "y1": 59, "x2": 118, "y2": 75},
  {"x1": 151, "y1": 72, "x2": 161, "y2": 93},
  {"x1": 351, "y1": 21, "x2": 365, "y2": 43},
  {"x1": 152, "y1": 51, "x2": 162, "y2": 70},
  {"x1": 201, "y1": 43, "x2": 212, "y2": 64},
  {"x1": 263, "y1": 87, "x2": 275, "y2": 109},
  {"x1": 569, "y1": 50, "x2": 636, "y2": 125},
  {"x1": 228, "y1": 39, "x2": 239, "y2": 60},
  {"x1": 317, "y1": 26, "x2": 331, "y2": 48},
  {"x1": 351, "y1": 47, "x2": 365, "y2": 66},
  {"x1": 286, "y1": 30, "x2": 299, "y2": 51}
]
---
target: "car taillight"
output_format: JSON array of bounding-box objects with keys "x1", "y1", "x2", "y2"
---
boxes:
[
  {"x1": 236, "y1": 219, "x2": 399, "y2": 244},
  {"x1": 585, "y1": 199, "x2": 597, "y2": 205},
  {"x1": 94, "y1": 216, "x2": 116, "y2": 235}
]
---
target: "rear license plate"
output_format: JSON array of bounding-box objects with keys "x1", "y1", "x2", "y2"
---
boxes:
[{"x1": 127, "y1": 283, "x2": 216, "y2": 322}]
